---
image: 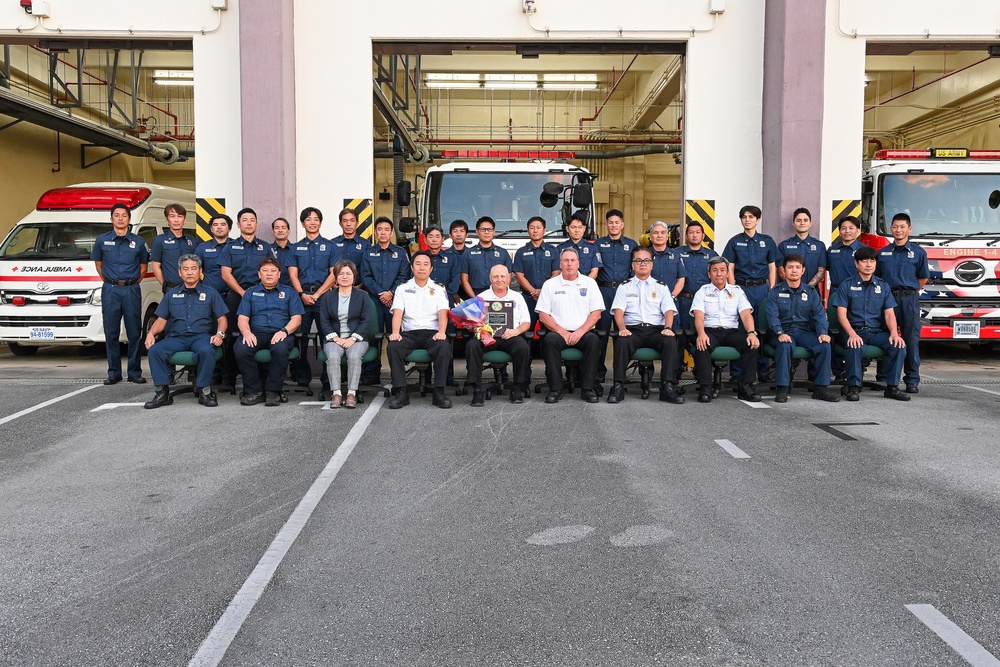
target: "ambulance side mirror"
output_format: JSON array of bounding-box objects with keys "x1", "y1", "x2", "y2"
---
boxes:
[{"x1": 989, "y1": 190, "x2": 1000, "y2": 209}]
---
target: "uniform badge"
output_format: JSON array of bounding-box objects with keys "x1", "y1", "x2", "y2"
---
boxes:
[
  {"x1": 801, "y1": 292, "x2": 809, "y2": 301},
  {"x1": 279, "y1": 291, "x2": 285, "y2": 298},
  {"x1": 810, "y1": 244, "x2": 817, "y2": 251},
  {"x1": 907, "y1": 250, "x2": 914, "y2": 258},
  {"x1": 544, "y1": 250, "x2": 550, "y2": 257},
  {"x1": 392, "y1": 252, "x2": 398, "y2": 258},
  {"x1": 494, "y1": 251, "x2": 500, "y2": 257},
  {"x1": 651, "y1": 291, "x2": 658, "y2": 299},
  {"x1": 726, "y1": 292, "x2": 734, "y2": 299},
  {"x1": 320, "y1": 244, "x2": 326, "y2": 251},
  {"x1": 429, "y1": 287, "x2": 436, "y2": 296},
  {"x1": 442, "y1": 256, "x2": 448, "y2": 263},
  {"x1": 129, "y1": 241, "x2": 136, "y2": 248},
  {"x1": 579, "y1": 287, "x2": 588, "y2": 296},
  {"x1": 624, "y1": 244, "x2": 630, "y2": 251},
  {"x1": 759, "y1": 241, "x2": 766, "y2": 248},
  {"x1": 874, "y1": 285, "x2": 882, "y2": 294},
  {"x1": 199, "y1": 293, "x2": 206, "y2": 301}
]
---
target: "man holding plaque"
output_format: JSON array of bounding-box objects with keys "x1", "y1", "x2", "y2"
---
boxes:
[{"x1": 466, "y1": 265, "x2": 532, "y2": 406}]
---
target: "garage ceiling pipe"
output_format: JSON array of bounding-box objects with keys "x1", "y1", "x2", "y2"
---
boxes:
[
  {"x1": 373, "y1": 143, "x2": 680, "y2": 160},
  {"x1": 372, "y1": 80, "x2": 430, "y2": 163}
]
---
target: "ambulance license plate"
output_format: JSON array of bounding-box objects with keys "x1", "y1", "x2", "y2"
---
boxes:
[
  {"x1": 29, "y1": 327, "x2": 55, "y2": 340},
  {"x1": 953, "y1": 321, "x2": 981, "y2": 339}
]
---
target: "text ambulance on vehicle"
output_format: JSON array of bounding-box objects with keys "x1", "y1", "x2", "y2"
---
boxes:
[
  {"x1": 861, "y1": 148, "x2": 1000, "y2": 342},
  {"x1": 0, "y1": 183, "x2": 197, "y2": 355},
  {"x1": 395, "y1": 152, "x2": 597, "y2": 253}
]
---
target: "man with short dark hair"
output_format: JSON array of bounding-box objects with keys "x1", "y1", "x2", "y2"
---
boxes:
[
  {"x1": 459, "y1": 216, "x2": 513, "y2": 298},
  {"x1": 150, "y1": 203, "x2": 197, "y2": 294},
  {"x1": 195, "y1": 214, "x2": 233, "y2": 296},
  {"x1": 595, "y1": 209, "x2": 638, "y2": 383},
  {"x1": 288, "y1": 207, "x2": 337, "y2": 390},
  {"x1": 556, "y1": 213, "x2": 601, "y2": 279},
  {"x1": 535, "y1": 247, "x2": 605, "y2": 404},
  {"x1": 235, "y1": 257, "x2": 304, "y2": 407},
  {"x1": 513, "y1": 215, "x2": 559, "y2": 328},
  {"x1": 270, "y1": 217, "x2": 294, "y2": 285},
  {"x1": 91, "y1": 203, "x2": 150, "y2": 385},
  {"x1": 143, "y1": 254, "x2": 228, "y2": 409},
  {"x1": 330, "y1": 208, "x2": 371, "y2": 279},
  {"x1": 386, "y1": 251, "x2": 452, "y2": 409},
  {"x1": 777, "y1": 208, "x2": 827, "y2": 286},
  {"x1": 361, "y1": 216, "x2": 411, "y2": 383},
  {"x1": 448, "y1": 219, "x2": 470, "y2": 258}
]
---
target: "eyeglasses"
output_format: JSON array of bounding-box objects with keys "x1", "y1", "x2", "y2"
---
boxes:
[
  {"x1": 479, "y1": 227, "x2": 495, "y2": 232},
  {"x1": 632, "y1": 259, "x2": 653, "y2": 265}
]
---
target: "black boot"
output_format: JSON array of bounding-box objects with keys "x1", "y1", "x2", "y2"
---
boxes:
[
  {"x1": 737, "y1": 381, "x2": 761, "y2": 402},
  {"x1": 659, "y1": 383, "x2": 684, "y2": 404},
  {"x1": 198, "y1": 386, "x2": 219, "y2": 407},
  {"x1": 388, "y1": 387, "x2": 410, "y2": 409},
  {"x1": 606, "y1": 382, "x2": 625, "y2": 404},
  {"x1": 432, "y1": 387, "x2": 452, "y2": 409},
  {"x1": 144, "y1": 386, "x2": 172, "y2": 409},
  {"x1": 471, "y1": 388, "x2": 485, "y2": 407}
]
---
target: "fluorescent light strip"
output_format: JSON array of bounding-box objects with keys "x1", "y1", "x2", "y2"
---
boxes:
[{"x1": 154, "y1": 78, "x2": 195, "y2": 86}]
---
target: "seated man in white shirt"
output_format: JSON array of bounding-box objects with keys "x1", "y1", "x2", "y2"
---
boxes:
[
  {"x1": 607, "y1": 246, "x2": 684, "y2": 405},
  {"x1": 386, "y1": 251, "x2": 452, "y2": 409},
  {"x1": 466, "y1": 264, "x2": 532, "y2": 407},
  {"x1": 690, "y1": 256, "x2": 762, "y2": 403},
  {"x1": 535, "y1": 247, "x2": 606, "y2": 404}
]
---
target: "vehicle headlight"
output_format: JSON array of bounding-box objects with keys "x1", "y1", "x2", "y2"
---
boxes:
[
  {"x1": 0, "y1": 292, "x2": 6, "y2": 305},
  {"x1": 87, "y1": 289, "x2": 102, "y2": 306}
]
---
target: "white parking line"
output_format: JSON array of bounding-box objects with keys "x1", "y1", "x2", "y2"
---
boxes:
[
  {"x1": 906, "y1": 604, "x2": 1000, "y2": 666},
  {"x1": 0, "y1": 385, "x2": 101, "y2": 426},
  {"x1": 90, "y1": 403, "x2": 145, "y2": 412},
  {"x1": 961, "y1": 385, "x2": 1000, "y2": 397},
  {"x1": 714, "y1": 439, "x2": 751, "y2": 459},
  {"x1": 187, "y1": 391, "x2": 387, "y2": 667},
  {"x1": 739, "y1": 399, "x2": 771, "y2": 409}
]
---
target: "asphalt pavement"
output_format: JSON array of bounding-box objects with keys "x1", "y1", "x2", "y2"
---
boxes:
[{"x1": 1, "y1": 342, "x2": 999, "y2": 666}]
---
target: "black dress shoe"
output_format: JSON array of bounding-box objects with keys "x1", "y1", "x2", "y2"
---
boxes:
[
  {"x1": 432, "y1": 388, "x2": 452, "y2": 409},
  {"x1": 544, "y1": 391, "x2": 561, "y2": 404},
  {"x1": 811, "y1": 386, "x2": 840, "y2": 402},
  {"x1": 659, "y1": 384, "x2": 684, "y2": 404},
  {"x1": 737, "y1": 382, "x2": 762, "y2": 402},
  {"x1": 240, "y1": 392, "x2": 264, "y2": 406},
  {"x1": 698, "y1": 387, "x2": 712, "y2": 403},
  {"x1": 127, "y1": 376, "x2": 147, "y2": 384},
  {"x1": 845, "y1": 386, "x2": 861, "y2": 402},
  {"x1": 905, "y1": 384, "x2": 919, "y2": 394},
  {"x1": 198, "y1": 387, "x2": 219, "y2": 407},
  {"x1": 143, "y1": 386, "x2": 172, "y2": 409},
  {"x1": 509, "y1": 386, "x2": 524, "y2": 404},
  {"x1": 265, "y1": 391, "x2": 282, "y2": 407},
  {"x1": 775, "y1": 386, "x2": 789, "y2": 403},
  {"x1": 606, "y1": 383, "x2": 625, "y2": 404},
  {"x1": 471, "y1": 389, "x2": 485, "y2": 407},
  {"x1": 103, "y1": 376, "x2": 122, "y2": 386},
  {"x1": 582, "y1": 390, "x2": 599, "y2": 403},
  {"x1": 388, "y1": 388, "x2": 410, "y2": 409},
  {"x1": 884, "y1": 386, "x2": 911, "y2": 401}
]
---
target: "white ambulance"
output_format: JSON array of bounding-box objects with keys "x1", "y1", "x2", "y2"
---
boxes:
[{"x1": 0, "y1": 183, "x2": 197, "y2": 355}]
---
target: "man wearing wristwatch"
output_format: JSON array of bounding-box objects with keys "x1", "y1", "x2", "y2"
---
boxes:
[
  {"x1": 690, "y1": 256, "x2": 762, "y2": 403},
  {"x1": 143, "y1": 254, "x2": 228, "y2": 409},
  {"x1": 234, "y1": 257, "x2": 305, "y2": 406}
]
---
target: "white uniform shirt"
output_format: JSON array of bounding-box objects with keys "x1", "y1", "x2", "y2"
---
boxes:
[
  {"x1": 478, "y1": 287, "x2": 531, "y2": 329},
  {"x1": 611, "y1": 276, "x2": 677, "y2": 326},
  {"x1": 690, "y1": 282, "x2": 753, "y2": 328},
  {"x1": 392, "y1": 278, "x2": 449, "y2": 331},
  {"x1": 534, "y1": 273, "x2": 605, "y2": 331}
]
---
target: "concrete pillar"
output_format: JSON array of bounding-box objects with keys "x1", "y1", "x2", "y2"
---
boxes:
[
  {"x1": 239, "y1": 0, "x2": 297, "y2": 241},
  {"x1": 193, "y1": 10, "x2": 243, "y2": 234},
  {"x1": 761, "y1": 0, "x2": 827, "y2": 243}
]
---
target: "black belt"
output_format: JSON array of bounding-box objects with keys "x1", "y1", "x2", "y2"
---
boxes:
[
  {"x1": 737, "y1": 278, "x2": 768, "y2": 287},
  {"x1": 239, "y1": 282, "x2": 256, "y2": 289},
  {"x1": 892, "y1": 289, "x2": 918, "y2": 296},
  {"x1": 162, "y1": 281, "x2": 180, "y2": 291},
  {"x1": 597, "y1": 280, "x2": 626, "y2": 288},
  {"x1": 301, "y1": 283, "x2": 322, "y2": 293},
  {"x1": 631, "y1": 323, "x2": 662, "y2": 328},
  {"x1": 678, "y1": 292, "x2": 694, "y2": 299},
  {"x1": 105, "y1": 278, "x2": 139, "y2": 287}
]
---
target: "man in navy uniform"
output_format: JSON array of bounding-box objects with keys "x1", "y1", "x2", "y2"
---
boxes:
[
  {"x1": 143, "y1": 254, "x2": 228, "y2": 409},
  {"x1": 218, "y1": 208, "x2": 274, "y2": 390},
  {"x1": 826, "y1": 215, "x2": 864, "y2": 292},
  {"x1": 361, "y1": 216, "x2": 412, "y2": 383},
  {"x1": 448, "y1": 219, "x2": 471, "y2": 260},
  {"x1": 606, "y1": 246, "x2": 684, "y2": 405},
  {"x1": 677, "y1": 220, "x2": 717, "y2": 371},
  {"x1": 386, "y1": 251, "x2": 452, "y2": 410},
  {"x1": 648, "y1": 220, "x2": 688, "y2": 295},
  {"x1": 270, "y1": 217, "x2": 294, "y2": 285},
  {"x1": 832, "y1": 245, "x2": 910, "y2": 402},
  {"x1": 459, "y1": 216, "x2": 513, "y2": 298},
  {"x1": 195, "y1": 214, "x2": 232, "y2": 296},
  {"x1": 765, "y1": 254, "x2": 839, "y2": 403},
  {"x1": 288, "y1": 206, "x2": 337, "y2": 390},
  {"x1": 594, "y1": 208, "x2": 638, "y2": 383},
  {"x1": 91, "y1": 203, "x2": 150, "y2": 385},
  {"x1": 875, "y1": 212, "x2": 929, "y2": 394},
  {"x1": 425, "y1": 226, "x2": 461, "y2": 297},
  {"x1": 690, "y1": 256, "x2": 762, "y2": 403},
  {"x1": 150, "y1": 203, "x2": 197, "y2": 294},
  {"x1": 722, "y1": 205, "x2": 778, "y2": 382},
  {"x1": 777, "y1": 207, "x2": 827, "y2": 286},
  {"x1": 556, "y1": 213, "x2": 601, "y2": 280},
  {"x1": 235, "y1": 257, "x2": 304, "y2": 407},
  {"x1": 330, "y1": 207, "x2": 370, "y2": 284},
  {"x1": 513, "y1": 215, "x2": 559, "y2": 328}
]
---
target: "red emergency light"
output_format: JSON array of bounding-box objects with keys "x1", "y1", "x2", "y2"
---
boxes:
[
  {"x1": 12, "y1": 296, "x2": 26, "y2": 306},
  {"x1": 57, "y1": 296, "x2": 71, "y2": 306},
  {"x1": 438, "y1": 149, "x2": 577, "y2": 160},
  {"x1": 874, "y1": 148, "x2": 1000, "y2": 160},
  {"x1": 36, "y1": 187, "x2": 152, "y2": 211}
]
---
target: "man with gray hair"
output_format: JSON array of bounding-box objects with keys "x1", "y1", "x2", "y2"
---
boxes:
[
  {"x1": 143, "y1": 254, "x2": 229, "y2": 409},
  {"x1": 535, "y1": 247, "x2": 605, "y2": 404}
]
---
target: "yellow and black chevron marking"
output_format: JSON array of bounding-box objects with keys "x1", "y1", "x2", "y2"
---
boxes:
[
  {"x1": 684, "y1": 199, "x2": 716, "y2": 249},
  {"x1": 831, "y1": 199, "x2": 861, "y2": 244},
  {"x1": 195, "y1": 197, "x2": 226, "y2": 242},
  {"x1": 344, "y1": 198, "x2": 374, "y2": 240}
]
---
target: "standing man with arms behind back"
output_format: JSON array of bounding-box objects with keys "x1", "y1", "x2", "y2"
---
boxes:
[
  {"x1": 875, "y1": 212, "x2": 928, "y2": 394},
  {"x1": 150, "y1": 203, "x2": 197, "y2": 294},
  {"x1": 91, "y1": 203, "x2": 150, "y2": 385},
  {"x1": 777, "y1": 207, "x2": 827, "y2": 287},
  {"x1": 361, "y1": 216, "x2": 412, "y2": 384},
  {"x1": 594, "y1": 209, "x2": 638, "y2": 384},
  {"x1": 288, "y1": 207, "x2": 337, "y2": 393}
]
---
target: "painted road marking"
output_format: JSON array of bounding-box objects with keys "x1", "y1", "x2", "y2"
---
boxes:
[
  {"x1": 90, "y1": 403, "x2": 144, "y2": 412},
  {"x1": 813, "y1": 422, "x2": 879, "y2": 441},
  {"x1": 298, "y1": 401, "x2": 331, "y2": 409},
  {"x1": 526, "y1": 525, "x2": 595, "y2": 546},
  {"x1": 188, "y1": 390, "x2": 387, "y2": 667},
  {"x1": 906, "y1": 604, "x2": 1000, "y2": 666},
  {"x1": 714, "y1": 439, "x2": 751, "y2": 459},
  {"x1": 0, "y1": 385, "x2": 101, "y2": 426},
  {"x1": 961, "y1": 385, "x2": 1000, "y2": 397},
  {"x1": 738, "y1": 398, "x2": 771, "y2": 409}
]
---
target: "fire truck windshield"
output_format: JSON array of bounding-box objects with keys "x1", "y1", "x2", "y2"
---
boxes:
[
  {"x1": 0, "y1": 222, "x2": 108, "y2": 260},
  {"x1": 878, "y1": 173, "x2": 1000, "y2": 236},
  {"x1": 425, "y1": 171, "x2": 577, "y2": 237}
]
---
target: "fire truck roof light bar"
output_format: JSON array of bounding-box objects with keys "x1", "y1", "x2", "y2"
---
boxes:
[
  {"x1": 438, "y1": 149, "x2": 577, "y2": 160},
  {"x1": 874, "y1": 148, "x2": 1000, "y2": 160},
  {"x1": 36, "y1": 187, "x2": 153, "y2": 211}
]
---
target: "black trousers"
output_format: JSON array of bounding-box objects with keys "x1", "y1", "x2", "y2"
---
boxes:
[
  {"x1": 692, "y1": 327, "x2": 759, "y2": 388},
  {"x1": 235, "y1": 329, "x2": 296, "y2": 393},
  {"x1": 386, "y1": 330, "x2": 452, "y2": 390},
  {"x1": 613, "y1": 325, "x2": 679, "y2": 384},
  {"x1": 465, "y1": 335, "x2": 530, "y2": 388},
  {"x1": 541, "y1": 330, "x2": 599, "y2": 393}
]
